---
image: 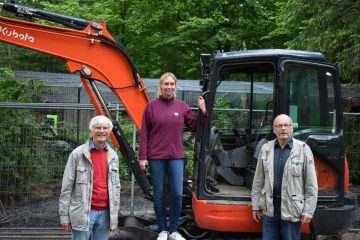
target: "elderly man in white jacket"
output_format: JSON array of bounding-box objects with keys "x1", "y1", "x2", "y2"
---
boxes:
[
  {"x1": 59, "y1": 115, "x2": 121, "y2": 240},
  {"x1": 251, "y1": 114, "x2": 318, "y2": 240}
]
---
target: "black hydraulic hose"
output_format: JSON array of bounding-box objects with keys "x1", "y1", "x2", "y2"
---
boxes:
[
  {"x1": 178, "y1": 227, "x2": 209, "y2": 240},
  {"x1": 97, "y1": 35, "x2": 141, "y2": 87},
  {"x1": 88, "y1": 79, "x2": 152, "y2": 199},
  {"x1": 1, "y1": 2, "x2": 89, "y2": 30}
]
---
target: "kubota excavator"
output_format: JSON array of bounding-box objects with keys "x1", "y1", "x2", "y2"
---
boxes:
[{"x1": 0, "y1": 2, "x2": 357, "y2": 239}]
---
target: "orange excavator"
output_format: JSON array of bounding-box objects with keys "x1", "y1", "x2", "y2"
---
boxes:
[{"x1": 0, "y1": 2, "x2": 357, "y2": 239}]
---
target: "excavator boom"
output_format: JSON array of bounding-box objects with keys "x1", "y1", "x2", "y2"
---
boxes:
[
  {"x1": 0, "y1": 2, "x2": 152, "y2": 198},
  {"x1": 0, "y1": 2, "x2": 149, "y2": 128}
]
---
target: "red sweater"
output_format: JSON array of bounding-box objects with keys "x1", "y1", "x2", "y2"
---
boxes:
[
  {"x1": 90, "y1": 149, "x2": 109, "y2": 210},
  {"x1": 139, "y1": 96, "x2": 207, "y2": 160}
]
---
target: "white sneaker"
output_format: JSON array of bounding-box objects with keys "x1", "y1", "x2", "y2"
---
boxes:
[
  {"x1": 157, "y1": 231, "x2": 169, "y2": 240},
  {"x1": 169, "y1": 231, "x2": 186, "y2": 240}
]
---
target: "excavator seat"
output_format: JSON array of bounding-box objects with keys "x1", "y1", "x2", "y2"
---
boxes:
[{"x1": 207, "y1": 126, "x2": 250, "y2": 186}]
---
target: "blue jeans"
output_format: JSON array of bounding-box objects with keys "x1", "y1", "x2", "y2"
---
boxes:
[
  {"x1": 263, "y1": 199, "x2": 301, "y2": 240},
  {"x1": 149, "y1": 159, "x2": 184, "y2": 233},
  {"x1": 72, "y1": 208, "x2": 110, "y2": 240}
]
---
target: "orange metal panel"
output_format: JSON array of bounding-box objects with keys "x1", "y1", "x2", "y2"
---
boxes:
[
  {"x1": 192, "y1": 193, "x2": 311, "y2": 234},
  {"x1": 192, "y1": 192, "x2": 261, "y2": 233},
  {"x1": 314, "y1": 154, "x2": 338, "y2": 193}
]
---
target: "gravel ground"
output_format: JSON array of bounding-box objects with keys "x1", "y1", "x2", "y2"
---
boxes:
[{"x1": 0, "y1": 183, "x2": 154, "y2": 228}]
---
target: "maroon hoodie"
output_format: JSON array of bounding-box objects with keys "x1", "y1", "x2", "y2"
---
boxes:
[{"x1": 139, "y1": 96, "x2": 207, "y2": 160}]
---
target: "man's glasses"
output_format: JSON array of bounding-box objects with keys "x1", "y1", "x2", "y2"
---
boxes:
[
  {"x1": 94, "y1": 126, "x2": 110, "y2": 131},
  {"x1": 274, "y1": 124, "x2": 292, "y2": 129}
]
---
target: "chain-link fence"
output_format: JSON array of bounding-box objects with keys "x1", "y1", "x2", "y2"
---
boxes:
[
  {"x1": 0, "y1": 104, "x2": 359, "y2": 228},
  {"x1": 344, "y1": 113, "x2": 360, "y2": 187},
  {"x1": 0, "y1": 105, "x2": 136, "y2": 227}
]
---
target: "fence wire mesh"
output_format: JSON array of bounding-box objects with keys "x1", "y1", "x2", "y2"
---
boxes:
[
  {"x1": 0, "y1": 106, "x2": 359, "y2": 228},
  {"x1": 344, "y1": 113, "x2": 360, "y2": 186}
]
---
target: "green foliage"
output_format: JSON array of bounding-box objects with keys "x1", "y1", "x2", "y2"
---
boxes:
[
  {"x1": 212, "y1": 98, "x2": 232, "y2": 132},
  {"x1": 123, "y1": 0, "x2": 278, "y2": 79},
  {"x1": 267, "y1": 0, "x2": 360, "y2": 84},
  {"x1": 184, "y1": 131, "x2": 195, "y2": 178},
  {"x1": 212, "y1": 97, "x2": 249, "y2": 133},
  {"x1": 11, "y1": 0, "x2": 278, "y2": 79},
  {"x1": 1, "y1": 0, "x2": 358, "y2": 83},
  {"x1": 0, "y1": 68, "x2": 50, "y2": 199}
]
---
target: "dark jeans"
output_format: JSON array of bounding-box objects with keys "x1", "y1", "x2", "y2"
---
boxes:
[
  {"x1": 149, "y1": 159, "x2": 184, "y2": 233},
  {"x1": 263, "y1": 198, "x2": 301, "y2": 240}
]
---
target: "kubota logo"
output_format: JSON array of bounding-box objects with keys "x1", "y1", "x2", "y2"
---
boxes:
[{"x1": 0, "y1": 26, "x2": 35, "y2": 43}]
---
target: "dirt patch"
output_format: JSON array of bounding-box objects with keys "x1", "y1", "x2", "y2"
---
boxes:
[
  {"x1": 0, "y1": 196, "x2": 60, "y2": 227},
  {"x1": 0, "y1": 182, "x2": 152, "y2": 228}
]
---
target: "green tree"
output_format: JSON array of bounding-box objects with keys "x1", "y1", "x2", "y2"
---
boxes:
[
  {"x1": 1, "y1": 0, "x2": 358, "y2": 84},
  {"x1": 267, "y1": 0, "x2": 360, "y2": 84},
  {"x1": 124, "y1": 0, "x2": 278, "y2": 79}
]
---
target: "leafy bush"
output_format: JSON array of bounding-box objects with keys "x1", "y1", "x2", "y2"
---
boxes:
[{"x1": 0, "y1": 68, "x2": 49, "y2": 201}]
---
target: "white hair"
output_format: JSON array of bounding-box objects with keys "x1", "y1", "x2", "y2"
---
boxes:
[{"x1": 89, "y1": 115, "x2": 113, "y2": 131}]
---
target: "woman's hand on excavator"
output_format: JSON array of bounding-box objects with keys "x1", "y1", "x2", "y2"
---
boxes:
[{"x1": 197, "y1": 96, "x2": 207, "y2": 114}]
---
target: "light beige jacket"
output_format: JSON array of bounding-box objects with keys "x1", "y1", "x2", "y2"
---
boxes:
[
  {"x1": 59, "y1": 140, "x2": 121, "y2": 231},
  {"x1": 251, "y1": 138, "x2": 318, "y2": 222}
]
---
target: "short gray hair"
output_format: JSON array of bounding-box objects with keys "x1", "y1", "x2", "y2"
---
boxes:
[{"x1": 89, "y1": 115, "x2": 113, "y2": 131}]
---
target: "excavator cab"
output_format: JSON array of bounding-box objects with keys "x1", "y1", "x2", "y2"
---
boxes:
[{"x1": 191, "y1": 50, "x2": 357, "y2": 236}]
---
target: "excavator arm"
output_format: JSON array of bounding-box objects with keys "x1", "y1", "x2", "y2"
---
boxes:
[{"x1": 0, "y1": 2, "x2": 152, "y2": 198}]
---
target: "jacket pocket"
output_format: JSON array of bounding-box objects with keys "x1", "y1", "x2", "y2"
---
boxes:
[
  {"x1": 290, "y1": 160, "x2": 303, "y2": 176},
  {"x1": 291, "y1": 195, "x2": 305, "y2": 217},
  {"x1": 262, "y1": 157, "x2": 269, "y2": 172},
  {"x1": 69, "y1": 200, "x2": 87, "y2": 228},
  {"x1": 110, "y1": 167, "x2": 120, "y2": 184},
  {"x1": 110, "y1": 167, "x2": 121, "y2": 207},
  {"x1": 259, "y1": 189, "x2": 267, "y2": 211},
  {"x1": 76, "y1": 167, "x2": 87, "y2": 184}
]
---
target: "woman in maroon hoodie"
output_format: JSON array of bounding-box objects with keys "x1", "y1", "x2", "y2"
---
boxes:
[{"x1": 139, "y1": 72, "x2": 207, "y2": 240}]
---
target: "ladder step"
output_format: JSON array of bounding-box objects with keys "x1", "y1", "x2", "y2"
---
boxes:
[{"x1": 0, "y1": 228, "x2": 71, "y2": 240}]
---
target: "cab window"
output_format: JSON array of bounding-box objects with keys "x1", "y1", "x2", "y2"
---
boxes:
[{"x1": 286, "y1": 65, "x2": 336, "y2": 138}]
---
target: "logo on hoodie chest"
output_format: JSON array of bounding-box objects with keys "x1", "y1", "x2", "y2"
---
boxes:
[{"x1": 173, "y1": 112, "x2": 179, "y2": 117}]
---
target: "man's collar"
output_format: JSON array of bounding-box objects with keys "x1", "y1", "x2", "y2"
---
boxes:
[
  {"x1": 275, "y1": 138, "x2": 293, "y2": 148},
  {"x1": 89, "y1": 138, "x2": 108, "y2": 150}
]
